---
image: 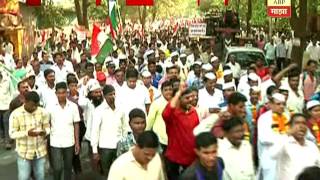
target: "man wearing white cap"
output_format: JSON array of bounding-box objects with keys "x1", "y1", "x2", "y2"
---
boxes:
[
  {"x1": 77, "y1": 79, "x2": 103, "y2": 170},
  {"x1": 198, "y1": 72, "x2": 224, "y2": 112},
  {"x1": 238, "y1": 72, "x2": 260, "y2": 100},
  {"x1": 219, "y1": 82, "x2": 236, "y2": 111},
  {"x1": 201, "y1": 63, "x2": 213, "y2": 74},
  {"x1": 217, "y1": 69, "x2": 236, "y2": 90},
  {"x1": 226, "y1": 54, "x2": 241, "y2": 81},
  {"x1": 144, "y1": 49, "x2": 155, "y2": 62},
  {"x1": 210, "y1": 56, "x2": 224, "y2": 80},
  {"x1": 257, "y1": 93, "x2": 290, "y2": 180},
  {"x1": 178, "y1": 53, "x2": 188, "y2": 82},
  {"x1": 141, "y1": 71, "x2": 161, "y2": 102}
]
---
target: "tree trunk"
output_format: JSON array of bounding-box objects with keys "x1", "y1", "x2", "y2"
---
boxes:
[
  {"x1": 290, "y1": 0, "x2": 308, "y2": 69},
  {"x1": 74, "y1": 0, "x2": 83, "y2": 25},
  {"x1": 151, "y1": 6, "x2": 157, "y2": 22},
  {"x1": 138, "y1": 6, "x2": 147, "y2": 30},
  {"x1": 82, "y1": 0, "x2": 89, "y2": 29},
  {"x1": 246, "y1": 0, "x2": 252, "y2": 36}
]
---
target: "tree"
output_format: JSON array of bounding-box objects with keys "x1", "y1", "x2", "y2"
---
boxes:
[
  {"x1": 290, "y1": 0, "x2": 308, "y2": 68},
  {"x1": 34, "y1": 0, "x2": 74, "y2": 29},
  {"x1": 246, "y1": 0, "x2": 252, "y2": 36},
  {"x1": 74, "y1": 0, "x2": 89, "y2": 28}
]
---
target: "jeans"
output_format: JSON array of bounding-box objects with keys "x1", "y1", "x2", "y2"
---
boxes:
[
  {"x1": 99, "y1": 148, "x2": 116, "y2": 177},
  {"x1": 50, "y1": 146, "x2": 74, "y2": 180},
  {"x1": 17, "y1": 156, "x2": 46, "y2": 180}
]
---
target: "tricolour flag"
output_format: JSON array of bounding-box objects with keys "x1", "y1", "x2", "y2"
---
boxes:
[
  {"x1": 109, "y1": 0, "x2": 118, "y2": 33},
  {"x1": 91, "y1": 24, "x2": 101, "y2": 56},
  {"x1": 96, "y1": 38, "x2": 114, "y2": 64}
]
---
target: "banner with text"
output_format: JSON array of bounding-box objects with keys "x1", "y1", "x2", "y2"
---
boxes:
[
  {"x1": 267, "y1": 0, "x2": 291, "y2": 18},
  {"x1": 189, "y1": 23, "x2": 207, "y2": 37}
]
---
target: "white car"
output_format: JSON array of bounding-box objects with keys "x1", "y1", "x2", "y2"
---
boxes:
[{"x1": 223, "y1": 46, "x2": 267, "y2": 69}]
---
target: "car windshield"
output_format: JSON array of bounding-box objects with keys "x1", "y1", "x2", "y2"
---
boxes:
[{"x1": 227, "y1": 51, "x2": 266, "y2": 69}]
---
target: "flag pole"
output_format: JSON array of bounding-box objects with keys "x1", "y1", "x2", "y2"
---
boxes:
[
  {"x1": 115, "y1": 0, "x2": 123, "y2": 38},
  {"x1": 115, "y1": 0, "x2": 127, "y2": 56}
]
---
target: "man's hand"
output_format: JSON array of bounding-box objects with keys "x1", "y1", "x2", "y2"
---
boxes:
[
  {"x1": 178, "y1": 83, "x2": 188, "y2": 93},
  {"x1": 74, "y1": 143, "x2": 80, "y2": 155},
  {"x1": 28, "y1": 128, "x2": 45, "y2": 137},
  {"x1": 288, "y1": 63, "x2": 298, "y2": 70},
  {"x1": 218, "y1": 111, "x2": 231, "y2": 121}
]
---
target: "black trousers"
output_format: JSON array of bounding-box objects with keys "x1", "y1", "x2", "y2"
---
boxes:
[
  {"x1": 276, "y1": 57, "x2": 286, "y2": 70},
  {"x1": 99, "y1": 148, "x2": 116, "y2": 177},
  {"x1": 50, "y1": 146, "x2": 74, "y2": 180},
  {"x1": 72, "y1": 121, "x2": 86, "y2": 174},
  {"x1": 165, "y1": 158, "x2": 188, "y2": 180}
]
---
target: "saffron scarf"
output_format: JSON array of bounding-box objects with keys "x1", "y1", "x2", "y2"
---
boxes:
[{"x1": 272, "y1": 113, "x2": 289, "y2": 134}]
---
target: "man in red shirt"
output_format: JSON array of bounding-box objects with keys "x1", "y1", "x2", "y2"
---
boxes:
[
  {"x1": 256, "y1": 58, "x2": 269, "y2": 79},
  {"x1": 162, "y1": 83, "x2": 200, "y2": 180}
]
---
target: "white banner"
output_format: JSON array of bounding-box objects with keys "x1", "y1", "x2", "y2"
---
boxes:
[{"x1": 189, "y1": 23, "x2": 207, "y2": 37}]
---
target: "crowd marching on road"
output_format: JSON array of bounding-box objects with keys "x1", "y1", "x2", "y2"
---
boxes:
[{"x1": 1, "y1": 20, "x2": 320, "y2": 180}]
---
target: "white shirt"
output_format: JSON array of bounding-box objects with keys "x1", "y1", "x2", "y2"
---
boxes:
[
  {"x1": 306, "y1": 43, "x2": 320, "y2": 61},
  {"x1": 285, "y1": 39, "x2": 293, "y2": 59},
  {"x1": 283, "y1": 82, "x2": 304, "y2": 113},
  {"x1": 227, "y1": 62, "x2": 241, "y2": 79},
  {"x1": 0, "y1": 76, "x2": 12, "y2": 110},
  {"x1": 198, "y1": 88, "x2": 224, "y2": 109},
  {"x1": 90, "y1": 100, "x2": 126, "y2": 153},
  {"x1": 272, "y1": 136, "x2": 320, "y2": 180},
  {"x1": 78, "y1": 86, "x2": 95, "y2": 141},
  {"x1": 0, "y1": 53, "x2": 15, "y2": 70},
  {"x1": 34, "y1": 71, "x2": 46, "y2": 90},
  {"x1": 116, "y1": 83, "x2": 151, "y2": 123},
  {"x1": 51, "y1": 61, "x2": 74, "y2": 83},
  {"x1": 257, "y1": 110, "x2": 290, "y2": 180},
  {"x1": 37, "y1": 83, "x2": 57, "y2": 108},
  {"x1": 48, "y1": 100, "x2": 80, "y2": 148},
  {"x1": 218, "y1": 138, "x2": 255, "y2": 180},
  {"x1": 108, "y1": 150, "x2": 165, "y2": 180}
]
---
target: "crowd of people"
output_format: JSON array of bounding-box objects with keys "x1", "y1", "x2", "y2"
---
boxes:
[{"x1": 0, "y1": 25, "x2": 320, "y2": 180}]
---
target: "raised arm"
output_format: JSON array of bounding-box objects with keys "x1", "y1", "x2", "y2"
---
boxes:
[{"x1": 273, "y1": 63, "x2": 298, "y2": 86}]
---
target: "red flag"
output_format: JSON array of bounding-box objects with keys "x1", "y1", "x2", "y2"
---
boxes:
[
  {"x1": 224, "y1": 0, "x2": 229, "y2": 6},
  {"x1": 26, "y1": 0, "x2": 41, "y2": 6},
  {"x1": 96, "y1": 0, "x2": 101, "y2": 6},
  {"x1": 197, "y1": 0, "x2": 200, "y2": 6},
  {"x1": 126, "y1": 0, "x2": 153, "y2": 6},
  {"x1": 91, "y1": 24, "x2": 101, "y2": 56}
]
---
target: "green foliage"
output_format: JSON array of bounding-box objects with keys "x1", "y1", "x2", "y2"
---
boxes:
[
  {"x1": 251, "y1": 0, "x2": 267, "y2": 26},
  {"x1": 34, "y1": 3, "x2": 75, "y2": 29},
  {"x1": 88, "y1": 0, "x2": 108, "y2": 21}
]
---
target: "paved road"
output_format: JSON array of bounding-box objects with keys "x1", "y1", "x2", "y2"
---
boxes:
[{"x1": 0, "y1": 143, "x2": 105, "y2": 180}]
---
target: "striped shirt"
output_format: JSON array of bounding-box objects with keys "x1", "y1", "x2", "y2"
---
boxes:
[{"x1": 9, "y1": 106, "x2": 50, "y2": 160}]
